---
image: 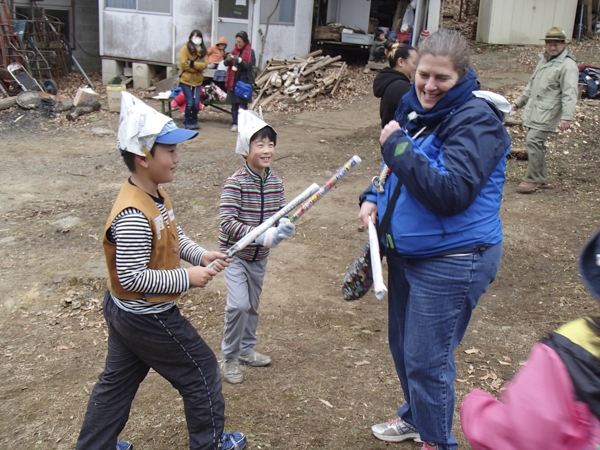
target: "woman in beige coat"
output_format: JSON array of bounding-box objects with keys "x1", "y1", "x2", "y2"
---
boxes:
[{"x1": 179, "y1": 30, "x2": 208, "y2": 130}]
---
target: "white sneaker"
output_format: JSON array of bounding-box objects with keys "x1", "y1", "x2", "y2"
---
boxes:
[
  {"x1": 238, "y1": 351, "x2": 271, "y2": 367},
  {"x1": 231, "y1": 125, "x2": 238, "y2": 132},
  {"x1": 221, "y1": 359, "x2": 244, "y2": 384},
  {"x1": 371, "y1": 417, "x2": 420, "y2": 442}
]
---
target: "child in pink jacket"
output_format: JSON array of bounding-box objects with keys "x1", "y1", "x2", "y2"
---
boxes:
[{"x1": 460, "y1": 229, "x2": 600, "y2": 450}]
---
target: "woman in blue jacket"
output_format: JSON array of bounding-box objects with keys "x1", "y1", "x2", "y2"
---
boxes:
[{"x1": 359, "y1": 29, "x2": 511, "y2": 450}]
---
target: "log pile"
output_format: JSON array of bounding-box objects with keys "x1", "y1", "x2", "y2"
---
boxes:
[{"x1": 251, "y1": 50, "x2": 349, "y2": 111}]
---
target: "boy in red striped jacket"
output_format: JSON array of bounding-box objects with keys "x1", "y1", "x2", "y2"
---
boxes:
[{"x1": 218, "y1": 110, "x2": 295, "y2": 384}]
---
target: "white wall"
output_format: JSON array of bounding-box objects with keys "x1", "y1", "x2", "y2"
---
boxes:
[
  {"x1": 101, "y1": 0, "x2": 212, "y2": 64},
  {"x1": 477, "y1": 0, "x2": 578, "y2": 45},
  {"x1": 252, "y1": 1, "x2": 314, "y2": 63}
]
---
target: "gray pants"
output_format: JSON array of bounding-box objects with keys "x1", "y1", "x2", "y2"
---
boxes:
[
  {"x1": 524, "y1": 128, "x2": 551, "y2": 183},
  {"x1": 221, "y1": 257, "x2": 268, "y2": 360}
]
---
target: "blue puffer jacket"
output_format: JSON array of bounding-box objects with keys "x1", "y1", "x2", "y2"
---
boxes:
[{"x1": 362, "y1": 95, "x2": 511, "y2": 258}]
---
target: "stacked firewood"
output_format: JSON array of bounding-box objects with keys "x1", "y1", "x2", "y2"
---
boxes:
[{"x1": 251, "y1": 50, "x2": 348, "y2": 110}]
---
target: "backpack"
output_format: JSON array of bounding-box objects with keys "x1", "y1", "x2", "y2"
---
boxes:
[{"x1": 579, "y1": 67, "x2": 600, "y2": 99}]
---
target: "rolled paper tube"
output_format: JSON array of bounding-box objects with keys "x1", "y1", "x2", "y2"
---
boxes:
[
  {"x1": 368, "y1": 217, "x2": 387, "y2": 300},
  {"x1": 289, "y1": 155, "x2": 362, "y2": 223}
]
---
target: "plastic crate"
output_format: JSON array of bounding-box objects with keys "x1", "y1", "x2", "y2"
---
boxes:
[{"x1": 341, "y1": 33, "x2": 374, "y2": 45}]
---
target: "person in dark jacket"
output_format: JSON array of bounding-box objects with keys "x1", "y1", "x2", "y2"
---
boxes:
[
  {"x1": 224, "y1": 30, "x2": 253, "y2": 132},
  {"x1": 373, "y1": 41, "x2": 418, "y2": 128}
]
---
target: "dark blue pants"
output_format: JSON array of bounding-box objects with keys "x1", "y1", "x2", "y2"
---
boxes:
[
  {"x1": 76, "y1": 292, "x2": 225, "y2": 450},
  {"x1": 387, "y1": 243, "x2": 502, "y2": 449},
  {"x1": 181, "y1": 83, "x2": 201, "y2": 126},
  {"x1": 231, "y1": 101, "x2": 247, "y2": 126}
]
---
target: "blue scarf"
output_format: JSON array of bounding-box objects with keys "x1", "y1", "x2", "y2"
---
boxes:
[{"x1": 394, "y1": 66, "x2": 478, "y2": 128}]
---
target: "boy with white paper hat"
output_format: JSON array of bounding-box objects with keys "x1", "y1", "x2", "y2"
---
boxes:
[
  {"x1": 77, "y1": 92, "x2": 247, "y2": 450},
  {"x1": 219, "y1": 109, "x2": 295, "y2": 384}
]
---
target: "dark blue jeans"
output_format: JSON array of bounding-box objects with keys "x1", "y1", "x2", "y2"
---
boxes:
[
  {"x1": 76, "y1": 292, "x2": 225, "y2": 450},
  {"x1": 387, "y1": 243, "x2": 502, "y2": 450},
  {"x1": 230, "y1": 101, "x2": 248, "y2": 126},
  {"x1": 181, "y1": 83, "x2": 201, "y2": 126}
]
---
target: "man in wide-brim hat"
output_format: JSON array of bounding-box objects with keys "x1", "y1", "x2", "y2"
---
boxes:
[{"x1": 512, "y1": 25, "x2": 579, "y2": 194}]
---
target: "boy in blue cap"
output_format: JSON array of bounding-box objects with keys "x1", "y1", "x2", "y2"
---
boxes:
[{"x1": 76, "y1": 93, "x2": 247, "y2": 450}]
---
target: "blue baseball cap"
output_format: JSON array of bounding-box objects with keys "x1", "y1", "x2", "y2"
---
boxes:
[
  {"x1": 155, "y1": 120, "x2": 198, "y2": 145},
  {"x1": 578, "y1": 227, "x2": 600, "y2": 300}
]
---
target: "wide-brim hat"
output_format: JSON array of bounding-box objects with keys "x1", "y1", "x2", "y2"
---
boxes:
[
  {"x1": 578, "y1": 227, "x2": 600, "y2": 300},
  {"x1": 541, "y1": 25, "x2": 568, "y2": 42}
]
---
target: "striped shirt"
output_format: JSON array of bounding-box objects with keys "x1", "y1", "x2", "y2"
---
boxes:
[
  {"x1": 108, "y1": 195, "x2": 206, "y2": 314},
  {"x1": 219, "y1": 163, "x2": 286, "y2": 261}
]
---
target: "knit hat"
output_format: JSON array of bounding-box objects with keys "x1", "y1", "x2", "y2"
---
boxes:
[
  {"x1": 235, "y1": 108, "x2": 276, "y2": 156},
  {"x1": 541, "y1": 25, "x2": 568, "y2": 42},
  {"x1": 578, "y1": 227, "x2": 600, "y2": 300},
  {"x1": 117, "y1": 92, "x2": 197, "y2": 156}
]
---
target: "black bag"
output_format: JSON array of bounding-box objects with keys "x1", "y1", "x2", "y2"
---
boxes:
[{"x1": 342, "y1": 179, "x2": 402, "y2": 301}]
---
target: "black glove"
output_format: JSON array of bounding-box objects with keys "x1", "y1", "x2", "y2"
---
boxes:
[{"x1": 188, "y1": 60, "x2": 195, "y2": 69}]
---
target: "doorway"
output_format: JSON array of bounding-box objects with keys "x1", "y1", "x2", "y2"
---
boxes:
[{"x1": 216, "y1": 0, "x2": 252, "y2": 50}]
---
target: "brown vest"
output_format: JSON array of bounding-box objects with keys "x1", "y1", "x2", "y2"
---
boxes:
[{"x1": 103, "y1": 181, "x2": 181, "y2": 302}]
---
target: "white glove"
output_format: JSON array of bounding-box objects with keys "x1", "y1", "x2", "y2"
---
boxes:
[{"x1": 255, "y1": 218, "x2": 295, "y2": 249}]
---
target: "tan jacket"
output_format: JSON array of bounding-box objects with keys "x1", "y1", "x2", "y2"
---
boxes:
[
  {"x1": 104, "y1": 182, "x2": 181, "y2": 303},
  {"x1": 179, "y1": 45, "x2": 208, "y2": 87},
  {"x1": 515, "y1": 49, "x2": 579, "y2": 132}
]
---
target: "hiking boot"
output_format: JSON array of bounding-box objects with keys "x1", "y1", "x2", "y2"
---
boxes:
[
  {"x1": 222, "y1": 431, "x2": 247, "y2": 449},
  {"x1": 238, "y1": 351, "x2": 271, "y2": 367},
  {"x1": 116, "y1": 442, "x2": 133, "y2": 450},
  {"x1": 517, "y1": 181, "x2": 542, "y2": 193},
  {"x1": 371, "y1": 417, "x2": 420, "y2": 442},
  {"x1": 231, "y1": 125, "x2": 238, "y2": 132},
  {"x1": 422, "y1": 442, "x2": 439, "y2": 450},
  {"x1": 221, "y1": 359, "x2": 244, "y2": 384}
]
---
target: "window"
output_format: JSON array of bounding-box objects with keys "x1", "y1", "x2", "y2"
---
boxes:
[
  {"x1": 105, "y1": 0, "x2": 171, "y2": 14},
  {"x1": 260, "y1": 0, "x2": 295, "y2": 25}
]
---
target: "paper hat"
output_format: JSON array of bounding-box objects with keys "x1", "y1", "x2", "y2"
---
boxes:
[
  {"x1": 578, "y1": 228, "x2": 600, "y2": 300},
  {"x1": 117, "y1": 91, "x2": 197, "y2": 156},
  {"x1": 473, "y1": 90, "x2": 511, "y2": 123},
  {"x1": 235, "y1": 108, "x2": 276, "y2": 156},
  {"x1": 542, "y1": 25, "x2": 568, "y2": 42}
]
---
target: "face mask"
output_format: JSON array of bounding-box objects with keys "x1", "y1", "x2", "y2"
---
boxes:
[{"x1": 192, "y1": 37, "x2": 202, "y2": 45}]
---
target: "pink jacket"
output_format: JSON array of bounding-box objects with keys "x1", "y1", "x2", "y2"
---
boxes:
[{"x1": 460, "y1": 343, "x2": 600, "y2": 450}]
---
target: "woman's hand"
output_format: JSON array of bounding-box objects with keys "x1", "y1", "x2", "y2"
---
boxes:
[
  {"x1": 200, "y1": 251, "x2": 232, "y2": 272},
  {"x1": 380, "y1": 120, "x2": 401, "y2": 146},
  {"x1": 359, "y1": 201, "x2": 378, "y2": 229}
]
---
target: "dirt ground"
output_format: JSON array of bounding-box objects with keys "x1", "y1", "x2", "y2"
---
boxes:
[{"x1": 1, "y1": 40, "x2": 600, "y2": 450}]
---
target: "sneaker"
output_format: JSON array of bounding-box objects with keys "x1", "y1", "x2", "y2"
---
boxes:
[
  {"x1": 422, "y1": 442, "x2": 439, "y2": 450},
  {"x1": 221, "y1": 359, "x2": 244, "y2": 384},
  {"x1": 231, "y1": 125, "x2": 238, "y2": 132},
  {"x1": 116, "y1": 442, "x2": 133, "y2": 450},
  {"x1": 371, "y1": 417, "x2": 420, "y2": 442},
  {"x1": 222, "y1": 431, "x2": 246, "y2": 449},
  {"x1": 238, "y1": 351, "x2": 271, "y2": 367}
]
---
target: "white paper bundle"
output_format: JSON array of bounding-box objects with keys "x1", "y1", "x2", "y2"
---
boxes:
[{"x1": 368, "y1": 218, "x2": 387, "y2": 300}]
